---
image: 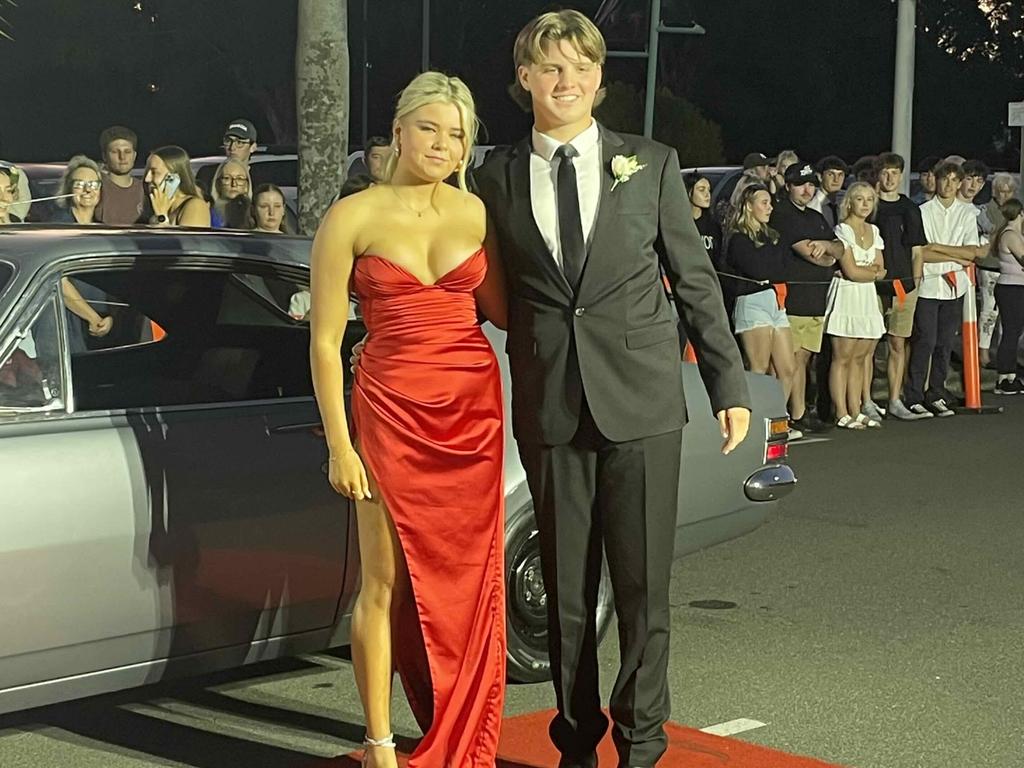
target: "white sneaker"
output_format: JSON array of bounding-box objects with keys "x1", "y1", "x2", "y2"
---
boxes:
[
  {"x1": 889, "y1": 399, "x2": 932, "y2": 421},
  {"x1": 788, "y1": 426, "x2": 804, "y2": 441},
  {"x1": 906, "y1": 403, "x2": 935, "y2": 418},
  {"x1": 928, "y1": 398, "x2": 955, "y2": 417}
]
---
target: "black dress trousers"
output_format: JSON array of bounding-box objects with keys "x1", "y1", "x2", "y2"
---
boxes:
[{"x1": 518, "y1": 395, "x2": 682, "y2": 767}]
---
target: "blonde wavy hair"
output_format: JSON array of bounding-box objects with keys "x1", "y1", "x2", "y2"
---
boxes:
[{"x1": 384, "y1": 71, "x2": 478, "y2": 193}]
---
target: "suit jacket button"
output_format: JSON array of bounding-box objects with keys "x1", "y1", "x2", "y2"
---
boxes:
[{"x1": 574, "y1": 307, "x2": 585, "y2": 317}]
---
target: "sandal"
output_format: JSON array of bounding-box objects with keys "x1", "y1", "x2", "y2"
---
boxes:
[
  {"x1": 361, "y1": 733, "x2": 396, "y2": 767},
  {"x1": 837, "y1": 415, "x2": 866, "y2": 430},
  {"x1": 855, "y1": 413, "x2": 882, "y2": 429}
]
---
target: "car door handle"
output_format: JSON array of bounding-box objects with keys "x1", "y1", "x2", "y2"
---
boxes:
[{"x1": 269, "y1": 421, "x2": 323, "y2": 435}]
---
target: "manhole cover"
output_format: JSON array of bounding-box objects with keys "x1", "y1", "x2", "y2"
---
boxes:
[{"x1": 688, "y1": 599, "x2": 737, "y2": 610}]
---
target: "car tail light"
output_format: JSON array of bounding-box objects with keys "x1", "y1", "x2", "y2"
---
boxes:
[
  {"x1": 766, "y1": 441, "x2": 788, "y2": 461},
  {"x1": 767, "y1": 417, "x2": 789, "y2": 438}
]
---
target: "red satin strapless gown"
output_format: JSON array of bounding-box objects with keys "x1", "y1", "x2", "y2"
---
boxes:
[{"x1": 351, "y1": 248, "x2": 506, "y2": 767}]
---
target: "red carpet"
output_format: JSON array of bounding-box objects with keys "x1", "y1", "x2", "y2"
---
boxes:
[{"x1": 336, "y1": 709, "x2": 848, "y2": 767}]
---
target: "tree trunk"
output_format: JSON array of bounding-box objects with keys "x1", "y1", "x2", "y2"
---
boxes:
[{"x1": 296, "y1": 0, "x2": 349, "y2": 236}]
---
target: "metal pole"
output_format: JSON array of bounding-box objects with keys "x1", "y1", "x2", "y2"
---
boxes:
[
  {"x1": 421, "y1": 0, "x2": 430, "y2": 72},
  {"x1": 643, "y1": 0, "x2": 662, "y2": 138},
  {"x1": 1019, "y1": 127, "x2": 1023, "y2": 183},
  {"x1": 892, "y1": 0, "x2": 916, "y2": 196},
  {"x1": 360, "y1": 0, "x2": 368, "y2": 146}
]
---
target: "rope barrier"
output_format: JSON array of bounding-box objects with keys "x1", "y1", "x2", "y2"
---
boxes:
[{"x1": 714, "y1": 262, "x2": 998, "y2": 289}]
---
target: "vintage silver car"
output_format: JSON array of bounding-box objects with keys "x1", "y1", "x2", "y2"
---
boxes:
[{"x1": 0, "y1": 226, "x2": 794, "y2": 714}]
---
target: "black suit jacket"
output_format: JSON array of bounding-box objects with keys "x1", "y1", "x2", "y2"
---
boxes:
[{"x1": 474, "y1": 125, "x2": 750, "y2": 446}]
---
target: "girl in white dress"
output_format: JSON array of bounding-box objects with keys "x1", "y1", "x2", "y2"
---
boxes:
[{"x1": 826, "y1": 181, "x2": 887, "y2": 428}]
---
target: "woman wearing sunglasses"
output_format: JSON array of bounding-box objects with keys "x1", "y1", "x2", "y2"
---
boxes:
[
  {"x1": 50, "y1": 155, "x2": 104, "y2": 224},
  {"x1": 47, "y1": 156, "x2": 115, "y2": 344}
]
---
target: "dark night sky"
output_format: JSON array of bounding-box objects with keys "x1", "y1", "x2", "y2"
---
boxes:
[{"x1": 0, "y1": 0, "x2": 1020, "y2": 169}]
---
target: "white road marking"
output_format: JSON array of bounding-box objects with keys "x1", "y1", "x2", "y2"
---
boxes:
[{"x1": 699, "y1": 718, "x2": 767, "y2": 736}]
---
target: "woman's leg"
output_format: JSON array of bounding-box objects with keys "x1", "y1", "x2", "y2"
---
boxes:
[
  {"x1": 769, "y1": 327, "x2": 797, "y2": 402},
  {"x1": 848, "y1": 340, "x2": 874, "y2": 417},
  {"x1": 829, "y1": 336, "x2": 853, "y2": 420},
  {"x1": 351, "y1": 464, "x2": 403, "y2": 768},
  {"x1": 740, "y1": 327, "x2": 773, "y2": 374},
  {"x1": 861, "y1": 341, "x2": 879, "y2": 406}
]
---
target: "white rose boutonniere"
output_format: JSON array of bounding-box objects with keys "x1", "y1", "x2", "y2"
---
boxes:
[{"x1": 610, "y1": 154, "x2": 646, "y2": 191}]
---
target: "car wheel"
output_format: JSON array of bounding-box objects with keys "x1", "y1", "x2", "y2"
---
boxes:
[{"x1": 504, "y1": 500, "x2": 615, "y2": 683}]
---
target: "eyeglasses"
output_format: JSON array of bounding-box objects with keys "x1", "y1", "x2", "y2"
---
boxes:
[
  {"x1": 223, "y1": 137, "x2": 253, "y2": 148},
  {"x1": 220, "y1": 175, "x2": 249, "y2": 187},
  {"x1": 71, "y1": 180, "x2": 102, "y2": 191}
]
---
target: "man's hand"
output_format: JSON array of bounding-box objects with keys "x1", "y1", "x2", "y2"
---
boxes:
[
  {"x1": 89, "y1": 316, "x2": 113, "y2": 337},
  {"x1": 349, "y1": 334, "x2": 367, "y2": 374},
  {"x1": 809, "y1": 241, "x2": 828, "y2": 259},
  {"x1": 717, "y1": 407, "x2": 751, "y2": 455}
]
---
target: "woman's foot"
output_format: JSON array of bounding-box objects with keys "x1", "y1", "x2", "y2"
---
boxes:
[
  {"x1": 837, "y1": 414, "x2": 865, "y2": 430},
  {"x1": 855, "y1": 413, "x2": 882, "y2": 429},
  {"x1": 362, "y1": 734, "x2": 398, "y2": 768}
]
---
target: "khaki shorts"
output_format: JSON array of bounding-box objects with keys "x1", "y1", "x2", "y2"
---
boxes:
[
  {"x1": 881, "y1": 289, "x2": 918, "y2": 339},
  {"x1": 789, "y1": 315, "x2": 825, "y2": 353}
]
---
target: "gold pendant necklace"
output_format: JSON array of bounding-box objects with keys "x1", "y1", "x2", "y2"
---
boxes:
[{"x1": 390, "y1": 185, "x2": 430, "y2": 218}]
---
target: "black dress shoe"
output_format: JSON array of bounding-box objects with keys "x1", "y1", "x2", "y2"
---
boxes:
[{"x1": 558, "y1": 753, "x2": 597, "y2": 768}]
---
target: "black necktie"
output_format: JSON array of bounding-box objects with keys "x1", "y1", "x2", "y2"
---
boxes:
[
  {"x1": 828, "y1": 199, "x2": 839, "y2": 226},
  {"x1": 555, "y1": 144, "x2": 586, "y2": 291}
]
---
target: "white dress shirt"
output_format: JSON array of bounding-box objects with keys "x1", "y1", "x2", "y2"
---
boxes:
[
  {"x1": 530, "y1": 120, "x2": 602, "y2": 270},
  {"x1": 919, "y1": 196, "x2": 980, "y2": 300}
]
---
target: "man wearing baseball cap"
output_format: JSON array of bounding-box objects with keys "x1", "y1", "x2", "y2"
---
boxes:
[
  {"x1": 743, "y1": 151, "x2": 771, "y2": 181},
  {"x1": 770, "y1": 162, "x2": 845, "y2": 432},
  {"x1": 223, "y1": 118, "x2": 258, "y2": 162},
  {"x1": 196, "y1": 118, "x2": 259, "y2": 198}
]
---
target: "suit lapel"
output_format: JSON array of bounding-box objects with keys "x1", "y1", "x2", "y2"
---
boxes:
[
  {"x1": 579, "y1": 125, "x2": 627, "y2": 296},
  {"x1": 509, "y1": 137, "x2": 572, "y2": 298}
]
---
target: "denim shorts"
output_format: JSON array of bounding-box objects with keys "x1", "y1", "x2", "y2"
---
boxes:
[{"x1": 733, "y1": 289, "x2": 790, "y2": 334}]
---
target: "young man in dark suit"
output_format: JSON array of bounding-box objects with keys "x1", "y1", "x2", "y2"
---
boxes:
[{"x1": 473, "y1": 11, "x2": 751, "y2": 768}]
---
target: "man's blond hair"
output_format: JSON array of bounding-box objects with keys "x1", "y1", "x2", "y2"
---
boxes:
[{"x1": 510, "y1": 10, "x2": 607, "y2": 112}]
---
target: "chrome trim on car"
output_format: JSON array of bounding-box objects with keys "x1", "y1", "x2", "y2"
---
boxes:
[{"x1": 744, "y1": 464, "x2": 797, "y2": 502}]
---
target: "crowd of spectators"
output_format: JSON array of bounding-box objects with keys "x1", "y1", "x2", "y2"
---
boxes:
[
  {"x1": 687, "y1": 151, "x2": 1023, "y2": 438},
  {"x1": 0, "y1": 117, "x2": 394, "y2": 234}
]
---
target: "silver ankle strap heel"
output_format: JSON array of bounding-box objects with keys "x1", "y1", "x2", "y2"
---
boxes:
[
  {"x1": 361, "y1": 733, "x2": 396, "y2": 767},
  {"x1": 363, "y1": 732, "x2": 396, "y2": 748}
]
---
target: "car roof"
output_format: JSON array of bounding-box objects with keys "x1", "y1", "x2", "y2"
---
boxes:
[{"x1": 0, "y1": 224, "x2": 312, "y2": 276}]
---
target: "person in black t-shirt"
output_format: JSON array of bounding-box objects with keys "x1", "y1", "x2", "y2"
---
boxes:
[
  {"x1": 873, "y1": 153, "x2": 929, "y2": 421},
  {"x1": 685, "y1": 172, "x2": 728, "y2": 318},
  {"x1": 769, "y1": 162, "x2": 844, "y2": 433},
  {"x1": 726, "y1": 184, "x2": 796, "y2": 423}
]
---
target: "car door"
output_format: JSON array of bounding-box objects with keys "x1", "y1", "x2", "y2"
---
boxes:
[{"x1": 0, "y1": 257, "x2": 350, "y2": 711}]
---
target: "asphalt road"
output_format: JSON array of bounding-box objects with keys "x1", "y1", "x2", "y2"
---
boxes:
[{"x1": 2, "y1": 391, "x2": 1022, "y2": 768}]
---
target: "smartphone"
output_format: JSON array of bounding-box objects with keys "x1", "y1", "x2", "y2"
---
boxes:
[{"x1": 161, "y1": 173, "x2": 181, "y2": 198}]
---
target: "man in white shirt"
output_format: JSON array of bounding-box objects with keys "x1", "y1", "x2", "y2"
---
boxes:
[{"x1": 905, "y1": 161, "x2": 984, "y2": 416}]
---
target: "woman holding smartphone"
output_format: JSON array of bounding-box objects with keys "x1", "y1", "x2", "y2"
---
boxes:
[{"x1": 144, "y1": 145, "x2": 211, "y2": 227}]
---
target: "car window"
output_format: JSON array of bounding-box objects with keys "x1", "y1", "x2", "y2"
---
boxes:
[
  {"x1": 0, "y1": 295, "x2": 63, "y2": 410},
  {"x1": 250, "y1": 160, "x2": 297, "y2": 188},
  {"x1": 61, "y1": 276, "x2": 164, "y2": 355},
  {"x1": 66, "y1": 263, "x2": 339, "y2": 411},
  {"x1": 0, "y1": 262, "x2": 11, "y2": 293}
]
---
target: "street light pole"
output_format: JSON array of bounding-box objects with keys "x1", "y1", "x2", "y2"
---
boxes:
[
  {"x1": 641, "y1": 1, "x2": 705, "y2": 138},
  {"x1": 892, "y1": 0, "x2": 916, "y2": 195}
]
